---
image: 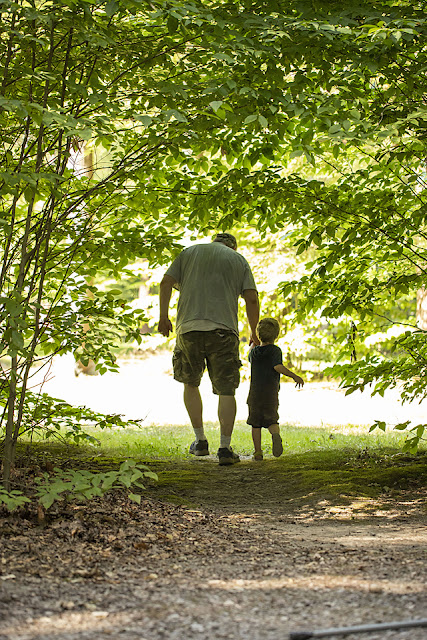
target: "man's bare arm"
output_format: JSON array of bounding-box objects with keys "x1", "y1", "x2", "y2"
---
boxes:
[
  {"x1": 274, "y1": 364, "x2": 304, "y2": 388},
  {"x1": 158, "y1": 275, "x2": 176, "y2": 337},
  {"x1": 242, "y1": 289, "x2": 260, "y2": 345}
]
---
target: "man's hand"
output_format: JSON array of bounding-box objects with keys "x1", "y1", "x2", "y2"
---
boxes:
[
  {"x1": 159, "y1": 275, "x2": 176, "y2": 337},
  {"x1": 158, "y1": 317, "x2": 173, "y2": 337},
  {"x1": 293, "y1": 375, "x2": 304, "y2": 389},
  {"x1": 243, "y1": 289, "x2": 260, "y2": 345},
  {"x1": 249, "y1": 333, "x2": 260, "y2": 346}
]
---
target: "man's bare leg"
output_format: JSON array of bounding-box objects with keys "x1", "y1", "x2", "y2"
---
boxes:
[
  {"x1": 218, "y1": 395, "x2": 236, "y2": 438},
  {"x1": 183, "y1": 384, "x2": 203, "y2": 430},
  {"x1": 184, "y1": 385, "x2": 208, "y2": 455},
  {"x1": 217, "y1": 395, "x2": 239, "y2": 464}
]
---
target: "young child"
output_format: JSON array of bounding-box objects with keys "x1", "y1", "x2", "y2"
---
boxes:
[{"x1": 247, "y1": 318, "x2": 304, "y2": 460}]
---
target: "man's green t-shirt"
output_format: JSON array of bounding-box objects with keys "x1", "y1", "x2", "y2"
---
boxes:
[{"x1": 165, "y1": 242, "x2": 257, "y2": 336}]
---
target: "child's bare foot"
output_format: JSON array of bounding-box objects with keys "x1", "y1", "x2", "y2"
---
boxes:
[
  {"x1": 272, "y1": 433, "x2": 283, "y2": 457},
  {"x1": 253, "y1": 450, "x2": 263, "y2": 461}
]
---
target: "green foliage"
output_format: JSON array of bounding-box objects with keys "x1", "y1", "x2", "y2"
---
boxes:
[
  {"x1": 34, "y1": 460, "x2": 157, "y2": 508},
  {"x1": 214, "y1": 2, "x2": 427, "y2": 448},
  {"x1": 0, "y1": 0, "x2": 231, "y2": 472},
  {"x1": 0, "y1": 387, "x2": 144, "y2": 444},
  {"x1": 0, "y1": 486, "x2": 31, "y2": 511},
  {"x1": 0, "y1": 460, "x2": 157, "y2": 512},
  {"x1": 369, "y1": 419, "x2": 425, "y2": 454},
  {"x1": 2, "y1": 0, "x2": 427, "y2": 476},
  {"x1": 327, "y1": 333, "x2": 427, "y2": 450}
]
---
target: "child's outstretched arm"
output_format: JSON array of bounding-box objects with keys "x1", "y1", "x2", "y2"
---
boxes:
[{"x1": 274, "y1": 364, "x2": 304, "y2": 388}]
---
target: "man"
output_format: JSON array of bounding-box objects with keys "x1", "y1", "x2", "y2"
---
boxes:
[{"x1": 158, "y1": 232, "x2": 259, "y2": 465}]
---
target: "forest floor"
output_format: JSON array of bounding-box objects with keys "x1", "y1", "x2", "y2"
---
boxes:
[{"x1": 1, "y1": 449, "x2": 426, "y2": 640}]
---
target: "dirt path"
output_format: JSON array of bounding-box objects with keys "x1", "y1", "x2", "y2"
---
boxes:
[{"x1": 1, "y1": 455, "x2": 426, "y2": 640}]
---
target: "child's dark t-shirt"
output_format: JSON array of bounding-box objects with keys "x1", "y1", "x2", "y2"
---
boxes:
[{"x1": 247, "y1": 344, "x2": 283, "y2": 405}]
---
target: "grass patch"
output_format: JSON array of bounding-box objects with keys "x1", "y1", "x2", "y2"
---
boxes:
[
  {"x1": 80, "y1": 419, "x2": 413, "y2": 460},
  {"x1": 15, "y1": 422, "x2": 426, "y2": 516}
]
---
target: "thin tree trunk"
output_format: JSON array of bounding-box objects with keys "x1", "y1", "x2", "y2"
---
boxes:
[
  {"x1": 3, "y1": 357, "x2": 17, "y2": 490},
  {"x1": 1, "y1": 20, "x2": 55, "y2": 485},
  {"x1": 416, "y1": 286, "x2": 427, "y2": 331},
  {"x1": 75, "y1": 146, "x2": 98, "y2": 376}
]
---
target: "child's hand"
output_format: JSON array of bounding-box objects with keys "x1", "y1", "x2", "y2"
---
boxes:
[
  {"x1": 249, "y1": 333, "x2": 260, "y2": 347},
  {"x1": 293, "y1": 375, "x2": 304, "y2": 389}
]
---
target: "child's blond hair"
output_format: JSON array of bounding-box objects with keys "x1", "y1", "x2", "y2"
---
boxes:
[{"x1": 257, "y1": 318, "x2": 280, "y2": 344}]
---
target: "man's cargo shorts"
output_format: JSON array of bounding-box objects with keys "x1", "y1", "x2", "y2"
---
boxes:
[{"x1": 172, "y1": 329, "x2": 241, "y2": 395}]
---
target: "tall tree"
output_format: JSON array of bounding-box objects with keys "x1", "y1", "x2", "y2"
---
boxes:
[
  {"x1": 251, "y1": 1, "x2": 427, "y2": 449},
  {"x1": 154, "y1": 0, "x2": 427, "y2": 448},
  {"x1": 2, "y1": 0, "x2": 427, "y2": 487},
  {"x1": 0, "y1": 0, "x2": 261, "y2": 483}
]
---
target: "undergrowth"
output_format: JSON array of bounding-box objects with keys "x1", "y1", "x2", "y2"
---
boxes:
[{"x1": 9, "y1": 422, "x2": 426, "y2": 516}]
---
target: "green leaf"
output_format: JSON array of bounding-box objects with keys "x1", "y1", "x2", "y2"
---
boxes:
[
  {"x1": 210, "y1": 101, "x2": 223, "y2": 112},
  {"x1": 11, "y1": 331, "x2": 24, "y2": 348},
  {"x1": 244, "y1": 114, "x2": 258, "y2": 124},
  {"x1": 105, "y1": 0, "x2": 118, "y2": 17},
  {"x1": 134, "y1": 115, "x2": 152, "y2": 126},
  {"x1": 167, "y1": 15, "x2": 179, "y2": 34},
  {"x1": 290, "y1": 149, "x2": 303, "y2": 159},
  {"x1": 165, "y1": 109, "x2": 188, "y2": 123},
  {"x1": 143, "y1": 471, "x2": 158, "y2": 481}
]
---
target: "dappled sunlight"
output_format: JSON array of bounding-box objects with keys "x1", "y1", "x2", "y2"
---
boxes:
[
  {"x1": 206, "y1": 575, "x2": 425, "y2": 594},
  {"x1": 218, "y1": 491, "x2": 427, "y2": 523},
  {"x1": 318, "y1": 497, "x2": 427, "y2": 522},
  {"x1": 2, "y1": 609, "x2": 138, "y2": 638},
  {"x1": 211, "y1": 511, "x2": 426, "y2": 544},
  {"x1": 3, "y1": 564, "x2": 424, "y2": 639},
  {"x1": 281, "y1": 496, "x2": 427, "y2": 522}
]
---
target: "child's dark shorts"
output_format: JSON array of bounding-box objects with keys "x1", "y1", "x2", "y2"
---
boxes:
[
  {"x1": 247, "y1": 400, "x2": 279, "y2": 428},
  {"x1": 173, "y1": 329, "x2": 241, "y2": 395}
]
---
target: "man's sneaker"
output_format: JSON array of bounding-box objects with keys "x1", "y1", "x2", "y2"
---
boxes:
[
  {"x1": 189, "y1": 439, "x2": 209, "y2": 456},
  {"x1": 272, "y1": 433, "x2": 283, "y2": 457},
  {"x1": 253, "y1": 451, "x2": 264, "y2": 461},
  {"x1": 217, "y1": 447, "x2": 240, "y2": 466}
]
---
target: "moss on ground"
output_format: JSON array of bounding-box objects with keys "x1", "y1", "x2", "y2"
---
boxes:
[
  {"x1": 14, "y1": 441, "x2": 426, "y2": 517},
  {"x1": 135, "y1": 449, "x2": 427, "y2": 515}
]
